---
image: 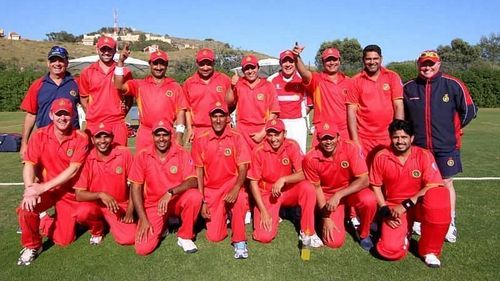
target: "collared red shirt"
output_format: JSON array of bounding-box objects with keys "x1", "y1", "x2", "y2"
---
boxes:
[
  {"x1": 234, "y1": 78, "x2": 280, "y2": 126},
  {"x1": 268, "y1": 71, "x2": 309, "y2": 119}
]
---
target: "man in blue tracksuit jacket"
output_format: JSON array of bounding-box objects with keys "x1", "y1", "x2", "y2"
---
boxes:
[{"x1": 403, "y1": 50, "x2": 477, "y2": 244}]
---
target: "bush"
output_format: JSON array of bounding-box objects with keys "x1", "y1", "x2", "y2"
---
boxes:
[{"x1": 0, "y1": 66, "x2": 43, "y2": 111}]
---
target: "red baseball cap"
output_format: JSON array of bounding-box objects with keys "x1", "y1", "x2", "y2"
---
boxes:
[
  {"x1": 152, "y1": 119, "x2": 172, "y2": 134},
  {"x1": 96, "y1": 36, "x2": 117, "y2": 50},
  {"x1": 417, "y1": 50, "x2": 441, "y2": 64},
  {"x1": 196, "y1": 48, "x2": 215, "y2": 62},
  {"x1": 279, "y1": 50, "x2": 295, "y2": 62},
  {"x1": 150, "y1": 50, "x2": 169, "y2": 63},
  {"x1": 90, "y1": 122, "x2": 113, "y2": 136},
  {"x1": 50, "y1": 98, "x2": 73, "y2": 115},
  {"x1": 241, "y1": 55, "x2": 258, "y2": 68},
  {"x1": 316, "y1": 122, "x2": 339, "y2": 139},
  {"x1": 321, "y1": 48, "x2": 341, "y2": 60},
  {"x1": 209, "y1": 101, "x2": 228, "y2": 115},
  {"x1": 265, "y1": 118, "x2": 285, "y2": 133}
]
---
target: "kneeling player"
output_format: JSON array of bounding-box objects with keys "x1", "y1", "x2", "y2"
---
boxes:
[{"x1": 370, "y1": 119, "x2": 451, "y2": 268}]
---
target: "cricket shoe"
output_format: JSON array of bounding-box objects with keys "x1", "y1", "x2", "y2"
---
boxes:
[
  {"x1": 177, "y1": 237, "x2": 198, "y2": 253},
  {"x1": 17, "y1": 247, "x2": 43, "y2": 266},
  {"x1": 233, "y1": 241, "x2": 249, "y2": 259},
  {"x1": 359, "y1": 236, "x2": 374, "y2": 251},
  {"x1": 445, "y1": 224, "x2": 457, "y2": 243},
  {"x1": 299, "y1": 231, "x2": 324, "y2": 248},
  {"x1": 423, "y1": 253, "x2": 441, "y2": 268},
  {"x1": 89, "y1": 235, "x2": 103, "y2": 245}
]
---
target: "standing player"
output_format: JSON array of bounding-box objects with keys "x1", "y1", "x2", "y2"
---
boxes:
[
  {"x1": 292, "y1": 45, "x2": 352, "y2": 146},
  {"x1": 370, "y1": 119, "x2": 451, "y2": 268},
  {"x1": 303, "y1": 122, "x2": 377, "y2": 250},
  {"x1": 227, "y1": 54, "x2": 280, "y2": 150},
  {"x1": 183, "y1": 48, "x2": 232, "y2": 143},
  {"x1": 17, "y1": 98, "x2": 89, "y2": 266},
  {"x1": 403, "y1": 50, "x2": 477, "y2": 243},
  {"x1": 20, "y1": 46, "x2": 80, "y2": 157},
  {"x1": 79, "y1": 36, "x2": 132, "y2": 146},
  {"x1": 247, "y1": 118, "x2": 322, "y2": 247},
  {"x1": 114, "y1": 48, "x2": 187, "y2": 149},
  {"x1": 73, "y1": 123, "x2": 136, "y2": 246},
  {"x1": 129, "y1": 120, "x2": 202, "y2": 255},
  {"x1": 267, "y1": 50, "x2": 311, "y2": 153},
  {"x1": 347, "y1": 44, "x2": 404, "y2": 163},
  {"x1": 191, "y1": 102, "x2": 251, "y2": 259}
]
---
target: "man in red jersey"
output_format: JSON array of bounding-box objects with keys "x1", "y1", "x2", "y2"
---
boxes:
[
  {"x1": 370, "y1": 119, "x2": 451, "y2": 268},
  {"x1": 267, "y1": 50, "x2": 311, "y2": 153},
  {"x1": 347, "y1": 44, "x2": 404, "y2": 163},
  {"x1": 183, "y1": 48, "x2": 232, "y2": 143},
  {"x1": 115, "y1": 48, "x2": 187, "y2": 150},
  {"x1": 292, "y1": 45, "x2": 352, "y2": 147},
  {"x1": 191, "y1": 102, "x2": 251, "y2": 259},
  {"x1": 129, "y1": 119, "x2": 202, "y2": 255},
  {"x1": 17, "y1": 98, "x2": 89, "y2": 266},
  {"x1": 303, "y1": 122, "x2": 377, "y2": 251},
  {"x1": 73, "y1": 122, "x2": 136, "y2": 246},
  {"x1": 247, "y1": 118, "x2": 322, "y2": 247},
  {"x1": 79, "y1": 36, "x2": 132, "y2": 146},
  {"x1": 227, "y1": 54, "x2": 280, "y2": 150}
]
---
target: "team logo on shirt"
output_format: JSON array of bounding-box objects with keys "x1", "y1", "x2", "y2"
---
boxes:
[
  {"x1": 216, "y1": 86, "x2": 223, "y2": 93},
  {"x1": 340, "y1": 161, "x2": 349, "y2": 168},
  {"x1": 412, "y1": 170, "x2": 422, "y2": 178},
  {"x1": 170, "y1": 165, "x2": 178, "y2": 174},
  {"x1": 66, "y1": 149, "x2": 74, "y2": 157},
  {"x1": 282, "y1": 158, "x2": 290, "y2": 165},
  {"x1": 383, "y1": 83, "x2": 390, "y2": 91},
  {"x1": 224, "y1": 148, "x2": 232, "y2": 156},
  {"x1": 256, "y1": 93, "x2": 264, "y2": 101},
  {"x1": 166, "y1": 90, "x2": 173, "y2": 97},
  {"x1": 442, "y1": 94, "x2": 450, "y2": 103},
  {"x1": 70, "y1": 90, "x2": 77, "y2": 97},
  {"x1": 115, "y1": 166, "x2": 123, "y2": 174},
  {"x1": 342, "y1": 88, "x2": 348, "y2": 95},
  {"x1": 447, "y1": 158, "x2": 455, "y2": 167}
]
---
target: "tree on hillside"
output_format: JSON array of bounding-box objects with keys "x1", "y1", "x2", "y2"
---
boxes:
[
  {"x1": 478, "y1": 33, "x2": 500, "y2": 64},
  {"x1": 315, "y1": 38, "x2": 363, "y2": 73},
  {"x1": 437, "y1": 38, "x2": 481, "y2": 71},
  {"x1": 46, "y1": 31, "x2": 82, "y2": 42}
]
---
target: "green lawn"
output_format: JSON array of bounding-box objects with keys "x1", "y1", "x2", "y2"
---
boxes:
[{"x1": 0, "y1": 110, "x2": 499, "y2": 281}]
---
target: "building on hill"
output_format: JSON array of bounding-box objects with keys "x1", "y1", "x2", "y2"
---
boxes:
[
  {"x1": 0, "y1": 28, "x2": 4, "y2": 38},
  {"x1": 8, "y1": 32, "x2": 21, "y2": 40}
]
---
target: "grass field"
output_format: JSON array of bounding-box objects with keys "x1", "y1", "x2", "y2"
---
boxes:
[{"x1": 0, "y1": 110, "x2": 499, "y2": 281}]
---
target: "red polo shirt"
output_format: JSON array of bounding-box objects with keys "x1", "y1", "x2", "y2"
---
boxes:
[
  {"x1": 306, "y1": 72, "x2": 351, "y2": 139},
  {"x1": 24, "y1": 124, "x2": 89, "y2": 192},
  {"x1": 183, "y1": 72, "x2": 231, "y2": 128},
  {"x1": 191, "y1": 127, "x2": 250, "y2": 188},
  {"x1": 124, "y1": 76, "x2": 187, "y2": 128},
  {"x1": 303, "y1": 140, "x2": 367, "y2": 196},
  {"x1": 247, "y1": 139, "x2": 303, "y2": 191},
  {"x1": 369, "y1": 146, "x2": 443, "y2": 203},
  {"x1": 268, "y1": 72, "x2": 309, "y2": 119},
  {"x1": 347, "y1": 67, "x2": 403, "y2": 139},
  {"x1": 128, "y1": 144, "x2": 196, "y2": 208},
  {"x1": 74, "y1": 146, "x2": 133, "y2": 203},
  {"x1": 234, "y1": 78, "x2": 280, "y2": 126},
  {"x1": 79, "y1": 62, "x2": 132, "y2": 124}
]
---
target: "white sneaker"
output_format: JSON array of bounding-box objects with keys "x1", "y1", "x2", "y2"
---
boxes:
[
  {"x1": 177, "y1": 237, "x2": 198, "y2": 253},
  {"x1": 412, "y1": 221, "x2": 422, "y2": 236},
  {"x1": 17, "y1": 247, "x2": 43, "y2": 266},
  {"x1": 424, "y1": 253, "x2": 441, "y2": 268},
  {"x1": 445, "y1": 224, "x2": 457, "y2": 243},
  {"x1": 233, "y1": 241, "x2": 249, "y2": 259},
  {"x1": 299, "y1": 231, "x2": 324, "y2": 248},
  {"x1": 89, "y1": 235, "x2": 103, "y2": 245}
]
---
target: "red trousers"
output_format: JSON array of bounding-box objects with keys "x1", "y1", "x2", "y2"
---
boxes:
[
  {"x1": 135, "y1": 189, "x2": 202, "y2": 256},
  {"x1": 376, "y1": 187, "x2": 451, "y2": 260},
  {"x1": 321, "y1": 188, "x2": 377, "y2": 248},
  {"x1": 204, "y1": 180, "x2": 249, "y2": 243},
  {"x1": 253, "y1": 180, "x2": 316, "y2": 243}
]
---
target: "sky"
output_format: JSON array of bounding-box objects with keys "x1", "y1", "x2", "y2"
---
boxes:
[{"x1": 2, "y1": 0, "x2": 499, "y2": 66}]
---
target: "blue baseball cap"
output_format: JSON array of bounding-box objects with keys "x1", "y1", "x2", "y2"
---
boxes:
[{"x1": 48, "y1": 46, "x2": 68, "y2": 60}]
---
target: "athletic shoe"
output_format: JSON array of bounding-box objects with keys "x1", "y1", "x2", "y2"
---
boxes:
[
  {"x1": 423, "y1": 253, "x2": 441, "y2": 268},
  {"x1": 299, "y1": 231, "x2": 323, "y2": 248},
  {"x1": 17, "y1": 247, "x2": 43, "y2": 266},
  {"x1": 350, "y1": 217, "x2": 361, "y2": 229},
  {"x1": 177, "y1": 237, "x2": 198, "y2": 253},
  {"x1": 445, "y1": 224, "x2": 457, "y2": 243},
  {"x1": 16, "y1": 227, "x2": 22, "y2": 234},
  {"x1": 359, "y1": 236, "x2": 374, "y2": 251},
  {"x1": 233, "y1": 241, "x2": 249, "y2": 259},
  {"x1": 412, "y1": 221, "x2": 422, "y2": 236},
  {"x1": 89, "y1": 235, "x2": 103, "y2": 245}
]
